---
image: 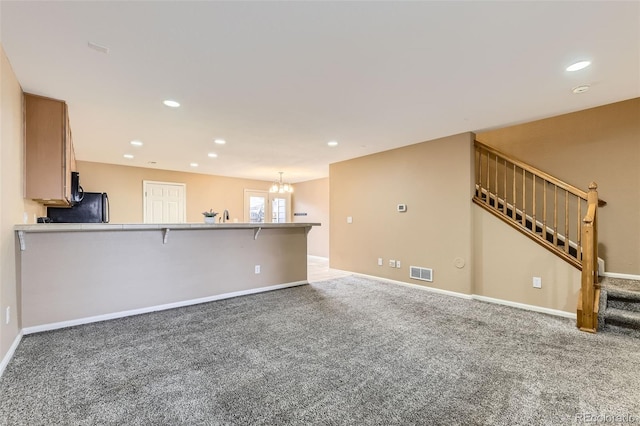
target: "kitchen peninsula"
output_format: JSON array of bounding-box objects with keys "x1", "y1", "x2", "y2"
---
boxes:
[{"x1": 15, "y1": 222, "x2": 319, "y2": 333}]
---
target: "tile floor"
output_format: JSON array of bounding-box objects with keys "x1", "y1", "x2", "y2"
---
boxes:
[{"x1": 307, "y1": 256, "x2": 352, "y2": 283}]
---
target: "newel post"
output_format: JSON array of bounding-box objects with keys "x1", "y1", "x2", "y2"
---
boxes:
[
  {"x1": 578, "y1": 182, "x2": 599, "y2": 332},
  {"x1": 586, "y1": 182, "x2": 599, "y2": 286}
]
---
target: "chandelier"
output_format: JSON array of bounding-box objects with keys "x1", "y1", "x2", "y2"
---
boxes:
[{"x1": 270, "y1": 172, "x2": 293, "y2": 193}]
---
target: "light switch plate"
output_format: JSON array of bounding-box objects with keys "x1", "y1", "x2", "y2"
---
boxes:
[{"x1": 533, "y1": 277, "x2": 542, "y2": 288}]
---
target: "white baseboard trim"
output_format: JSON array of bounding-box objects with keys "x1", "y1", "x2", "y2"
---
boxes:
[
  {"x1": 22, "y1": 280, "x2": 308, "y2": 335},
  {"x1": 352, "y1": 272, "x2": 474, "y2": 300},
  {"x1": 307, "y1": 255, "x2": 329, "y2": 262},
  {"x1": 352, "y1": 272, "x2": 575, "y2": 319},
  {"x1": 601, "y1": 271, "x2": 640, "y2": 281},
  {"x1": 0, "y1": 331, "x2": 23, "y2": 378},
  {"x1": 472, "y1": 295, "x2": 576, "y2": 319}
]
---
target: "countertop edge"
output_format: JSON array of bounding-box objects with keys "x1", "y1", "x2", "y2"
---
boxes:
[{"x1": 15, "y1": 223, "x2": 321, "y2": 233}]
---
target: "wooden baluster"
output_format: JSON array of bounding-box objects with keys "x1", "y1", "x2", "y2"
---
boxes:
[
  {"x1": 503, "y1": 158, "x2": 507, "y2": 215},
  {"x1": 522, "y1": 169, "x2": 526, "y2": 226},
  {"x1": 485, "y1": 152, "x2": 490, "y2": 206},
  {"x1": 512, "y1": 164, "x2": 517, "y2": 220},
  {"x1": 532, "y1": 175, "x2": 537, "y2": 233},
  {"x1": 553, "y1": 185, "x2": 558, "y2": 246},
  {"x1": 477, "y1": 148, "x2": 482, "y2": 197},
  {"x1": 577, "y1": 199, "x2": 582, "y2": 259},
  {"x1": 565, "y1": 190, "x2": 570, "y2": 254},
  {"x1": 543, "y1": 180, "x2": 547, "y2": 240},
  {"x1": 495, "y1": 153, "x2": 498, "y2": 207}
]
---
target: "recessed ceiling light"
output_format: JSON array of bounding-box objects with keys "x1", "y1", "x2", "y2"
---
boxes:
[
  {"x1": 190, "y1": 162, "x2": 199, "y2": 167},
  {"x1": 328, "y1": 140, "x2": 339, "y2": 147},
  {"x1": 214, "y1": 139, "x2": 226, "y2": 145},
  {"x1": 208, "y1": 152, "x2": 218, "y2": 158},
  {"x1": 163, "y1": 100, "x2": 180, "y2": 108},
  {"x1": 566, "y1": 61, "x2": 591, "y2": 72},
  {"x1": 130, "y1": 140, "x2": 143, "y2": 146},
  {"x1": 123, "y1": 154, "x2": 134, "y2": 159},
  {"x1": 572, "y1": 85, "x2": 590, "y2": 94}
]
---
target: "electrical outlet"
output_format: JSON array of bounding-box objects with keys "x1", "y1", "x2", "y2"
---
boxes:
[
  {"x1": 396, "y1": 260, "x2": 401, "y2": 268},
  {"x1": 378, "y1": 258, "x2": 383, "y2": 266},
  {"x1": 347, "y1": 216, "x2": 353, "y2": 224},
  {"x1": 255, "y1": 265, "x2": 261, "y2": 274},
  {"x1": 23, "y1": 212, "x2": 28, "y2": 224},
  {"x1": 389, "y1": 260, "x2": 396, "y2": 268},
  {"x1": 5, "y1": 306, "x2": 9, "y2": 325},
  {"x1": 533, "y1": 277, "x2": 542, "y2": 288}
]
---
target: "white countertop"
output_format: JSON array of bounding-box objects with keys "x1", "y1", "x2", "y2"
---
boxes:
[{"x1": 15, "y1": 222, "x2": 321, "y2": 233}]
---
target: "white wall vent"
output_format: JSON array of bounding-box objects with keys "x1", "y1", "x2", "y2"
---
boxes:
[{"x1": 410, "y1": 266, "x2": 433, "y2": 282}]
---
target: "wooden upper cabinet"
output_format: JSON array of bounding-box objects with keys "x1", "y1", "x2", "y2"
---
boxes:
[{"x1": 24, "y1": 93, "x2": 75, "y2": 206}]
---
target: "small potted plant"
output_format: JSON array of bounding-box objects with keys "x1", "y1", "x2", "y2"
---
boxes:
[{"x1": 202, "y1": 209, "x2": 218, "y2": 224}]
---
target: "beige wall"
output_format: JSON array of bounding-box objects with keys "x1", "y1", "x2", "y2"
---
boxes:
[
  {"x1": 477, "y1": 98, "x2": 640, "y2": 275},
  {"x1": 474, "y1": 205, "x2": 581, "y2": 312},
  {"x1": 77, "y1": 161, "x2": 275, "y2": 224},
  {"x1": 292, "y1": 178, "x2": 329, "y2": 258},
  {"x1": 0, "y1": 45, "x2": 43, "y2": 364},
  {"x1": 330, "y1": 133, "x2": 475, "y2": 294}
]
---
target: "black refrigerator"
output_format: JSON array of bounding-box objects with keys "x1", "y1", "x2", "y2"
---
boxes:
[{"x1": 47, "y1": 192, "x2": 109, "y2": 223}]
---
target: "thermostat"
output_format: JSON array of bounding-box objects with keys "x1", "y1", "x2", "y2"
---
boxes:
[{"x1": 397, "y1": 204, "x2": 407, "y2": 212}]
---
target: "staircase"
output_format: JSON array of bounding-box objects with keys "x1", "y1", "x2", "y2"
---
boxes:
[
  {"x1": 473, "y1": 141, "x2": 603, "y2": 333},
  {"x1": 475, "y1": 188, "x2": 579, "y2": 261},
  {"x1": 600, "y1": 277, "x2": 640, "y2": 335}
]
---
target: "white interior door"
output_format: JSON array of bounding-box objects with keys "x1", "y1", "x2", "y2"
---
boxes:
[{"x1": 144, "y1": 181, "x2": 186, "y2": 223}]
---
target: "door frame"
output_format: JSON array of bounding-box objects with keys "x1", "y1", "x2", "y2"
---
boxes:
[{"x1": 143, "y1": 180, "x2": 187, "y2": 223}]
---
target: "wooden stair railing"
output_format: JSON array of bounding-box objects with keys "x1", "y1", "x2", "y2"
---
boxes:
[{"x1": 473, "y1": 141, "x2": 601, "y2": 333}]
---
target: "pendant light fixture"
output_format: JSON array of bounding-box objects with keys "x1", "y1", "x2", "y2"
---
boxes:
[{"x1": 270, "y1": 172, "x2": 293, "y2": 194}]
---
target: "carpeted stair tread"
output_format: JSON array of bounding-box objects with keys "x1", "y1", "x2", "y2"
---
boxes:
[
  {"x1": 604, "y1": 307, "x2": 640, "y2": 330},
  {"x1": 607, "y1": 288, "x2": 640, "y2": 312},
  {"x1": 603, "y1": 277, "x2": 640, "y2": 293},
  {"x1": 603, "y1": 323, "x2": 640, "y2": 338},
  {"x1": 608, "y1": 298, "x2": 640, "y2": 313},
  {"x1": 607, "y1": 287, "x2": 640, "y2": 302}
]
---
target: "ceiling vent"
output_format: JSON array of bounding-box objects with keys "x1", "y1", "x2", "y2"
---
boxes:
[
  {"x1": 87, "y1": 41, "x2": 109, "y2": 54},
  {"x1": 410, "y1": 266, "x2": 433, "y2": 282}
]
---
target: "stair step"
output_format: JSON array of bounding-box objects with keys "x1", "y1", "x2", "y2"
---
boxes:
[
  {"x1": 607, "y1": 287, "x2": 640, "y2": 304},
  {"x1": 606, "y1": 286, "x2": 640, "y2": 314},
  {"x1": 608, "y1": 299, "x2": 640, "y2": 313},
  {"x1": 604, "y1": 307, "x2": 640, "y2": 330},
  {"x1": 602, "y1": 323, "x2": 640, "y2": 338},
  {"x1": 603, "y1": 277, "x2": 640, "y2": 293}
]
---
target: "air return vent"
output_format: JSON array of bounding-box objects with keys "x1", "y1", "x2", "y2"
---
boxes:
[{"x1": 410, "y1": 266, "x2": 433, "y2": 282}]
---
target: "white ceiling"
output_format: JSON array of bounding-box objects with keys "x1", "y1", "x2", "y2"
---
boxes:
[{"x1": 1, "y1": 1, "x2": 638, "y2": 183}]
